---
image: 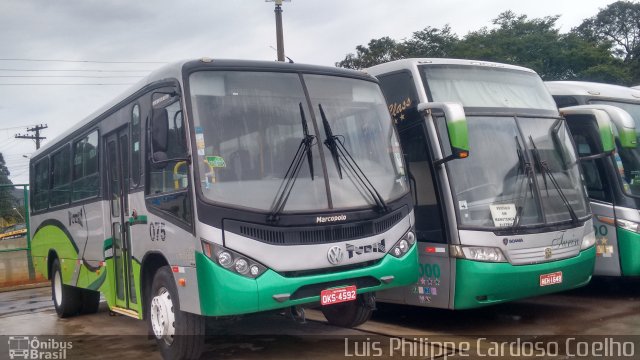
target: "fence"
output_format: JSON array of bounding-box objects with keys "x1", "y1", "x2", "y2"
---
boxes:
[{"x1": 0, "y1": 184, "x2": 45, "y2": 289}]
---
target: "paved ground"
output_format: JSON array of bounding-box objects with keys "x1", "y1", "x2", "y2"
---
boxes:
[{"x1": 0, "y1": 277, "x2": 638, "y2": 359}]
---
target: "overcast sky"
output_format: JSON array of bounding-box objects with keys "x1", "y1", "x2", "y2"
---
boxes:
[{"x1": 0, "y1": 0, "x2": 619, "y2": 184}]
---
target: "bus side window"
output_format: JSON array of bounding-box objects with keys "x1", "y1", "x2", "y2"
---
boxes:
[
  {"x1": 552, "y1": 95, "x2": 579, "y2": 108},
  {"x1": 146, "y1": 93, "x2": 192, "y2": 225},
  {"x1": 50, "y1": 145, "x2": 71, "y2": 207},
  {"x1": 570, "y1": 126, "x2": 612, "y2": 203},
  {"x1": 131, "y1": 103, "x2": 142, "y2": 188},
  {"x1": 72, "y1": 130, "x2": 100, "y2": 201},
  {"x1": 32, "y1": 157, "x2": 50, "y2": 211}
]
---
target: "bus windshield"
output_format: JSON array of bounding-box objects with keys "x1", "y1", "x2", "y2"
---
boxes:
[
  {"x1": 422, "y1": 65, "x2": 588, "y2": 229},
  {"x1": 589, "y1": 100, "x2": 640, "y2": 197},
  {"x1": 422, "y1": 65, "x2": 557, "y2": 110},
  {"x1": 188, "y1": 71, "x2": 407, "y2": 212}
]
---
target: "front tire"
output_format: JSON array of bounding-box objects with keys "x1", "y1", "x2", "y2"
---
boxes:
[
  {"x1": 51, "y1": 258, "x2": 82, "y2": 318},
  {"x1": 148, "y1": 266, "x2": 205, "y2": 360},
  {"x1": 321, "y1": 293, "x2": 373, "y2": 328}
]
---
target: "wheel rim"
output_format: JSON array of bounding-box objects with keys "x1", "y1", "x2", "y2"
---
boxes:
[
  {"x1": 53, "y1": 268, "x2": 63, "y2": 307},
  {"x1": 150, "y1": 287, "x2": 175, "y2": 345}
]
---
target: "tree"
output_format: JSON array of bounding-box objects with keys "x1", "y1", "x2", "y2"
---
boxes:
[
  {"x1": 336, "y1": 37, "x2": 403, "y2": 69},
  {"x1": 0, "y1": 152, "x2": 18, "y2": 226},
  {"x1": 575, "y1": 1, "x2": 640, "y2": 83}
]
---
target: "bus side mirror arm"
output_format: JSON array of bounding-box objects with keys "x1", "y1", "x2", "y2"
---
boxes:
[{"x1": 417, "y1": 102, "x2": 470, "y2": 167}]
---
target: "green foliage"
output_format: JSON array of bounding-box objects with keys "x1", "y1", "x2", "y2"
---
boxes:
[
  {"x1": 336, "y1": 6, "x2": 640, "y2": 85},
  {"x1": 0, "y1": 152, "x2": 20, "y2": 225}
]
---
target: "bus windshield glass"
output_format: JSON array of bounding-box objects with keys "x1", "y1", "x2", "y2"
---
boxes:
[
  {"x1": 188, "y1": 71, "x2": 407, "y2": 212},
  {"x1": 422, "y1": 65, "x2": 588, "y2": 229},
  {"x1": 422, "y1": 65, "x2": 557, "y2": 110},
  {"x1": 589, "y1": 100, "x2": 640, "y2": 196}
]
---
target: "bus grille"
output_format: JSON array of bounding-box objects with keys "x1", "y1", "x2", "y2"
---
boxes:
[
  {"x1": 508, "y1": 245, "x2": 580, "y2": 265},
  {"x1": 224, "y1": 206, "x2": 408, "y2": 246}
]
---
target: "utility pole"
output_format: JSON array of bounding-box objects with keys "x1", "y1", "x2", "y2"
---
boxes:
[
  {"x1": 15, "y1": 124, "x2": 47, "y2": 150},
  {"x1": 267, "y1": 0, "x2": 290, "y2": 62}
]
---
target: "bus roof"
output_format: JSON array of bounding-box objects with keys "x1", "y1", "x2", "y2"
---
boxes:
[
  {"x1": 32, "y1": 58, "x2": 372, "y2": 158},
  {"x1": 545, "y1": 81, "x2": 640, "y2": 101},
  {"x1": 365, "y1": 58, "x2": 538, "y2": 77}
]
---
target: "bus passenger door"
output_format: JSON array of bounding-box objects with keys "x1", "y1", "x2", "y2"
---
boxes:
[
  {"x1": 106, "y1": 128, "x2": 136, "y2": 309},
  {"x1": 566, "y1": 121, "x2": 621, "y2": 275},
  {"x1": 394, "y1": 123, "x2": 452, "y2": 308}
]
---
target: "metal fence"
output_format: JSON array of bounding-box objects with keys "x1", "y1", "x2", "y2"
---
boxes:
[{"x1": 0, "y1": 184, "x2": 44, "y2": 289}]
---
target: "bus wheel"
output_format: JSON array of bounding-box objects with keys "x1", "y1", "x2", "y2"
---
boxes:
[
  {"x1": 321, "y1": 293, "x2": 374, "y2": 328},
  {"x1": 51, "y1": 259, "x2": 81, "y2": 318},
  {"x1": 80, "y1": 289, "x2": 101, "y2": 314},
  {"x1": 148, "y1": 266, "x2": 205, "y2": 360}
]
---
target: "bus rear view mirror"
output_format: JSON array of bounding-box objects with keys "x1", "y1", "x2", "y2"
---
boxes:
[
  {"x1": 562, "y1": 105, "x2": 637, "y2": 155},
  {"x1": 417, "y1": 102, "x2": 469, "y2": 166}
]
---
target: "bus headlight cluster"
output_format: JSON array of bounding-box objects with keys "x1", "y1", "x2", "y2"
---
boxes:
[
  {"x1": 451, "y1": 245, "x2": 507, "y2": 262},
  {"x1": 581, "y1": 230, "x2": 596, "y2": 250},
  {"x1": 389, "y1": 229, "x2": 416, "y2": 258},
  {"x1": 201, "y1": 239, "x2": 267, "y2": 279}
]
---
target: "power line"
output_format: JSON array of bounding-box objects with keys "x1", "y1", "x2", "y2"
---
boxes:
[
  {"x1": 0, "y1": 125, "x2": 39, "y2": 131},
  {"x1": 0, "y1": 68, "x2": 152, "y2": 73},
  {"x1": 0, "y1": 58, "x2": 166, "y2": 64},
  {"x1": 0, "y1": 83, "x2": 135, "y2": 86},
  {"x1": 0, "y1": 75, "x2": 143, "y2": 78}
]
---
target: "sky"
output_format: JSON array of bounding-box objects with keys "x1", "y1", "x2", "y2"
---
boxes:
[{"x1": 0, "y1": 0, "x2": 620, "y2": 184}]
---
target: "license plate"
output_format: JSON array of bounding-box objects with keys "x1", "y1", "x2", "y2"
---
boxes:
[
  {"x1": 540, "y1": 271, "x2": 563, "y2": 286},
  {"x1": 320, "y1": 285, "x2": 357, "y2": 305}
]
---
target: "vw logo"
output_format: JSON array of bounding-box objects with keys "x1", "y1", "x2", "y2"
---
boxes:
[
  {"x1": 327, "y1": 246, "x2": 344, "y2": 265},
  {"x1": 544, "y1": 247, "x2": 553, "y2": 259}
]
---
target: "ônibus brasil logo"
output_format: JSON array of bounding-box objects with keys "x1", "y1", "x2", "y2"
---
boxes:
[{"x1": 7, "y1": 336, "x2": 72, "y2": 359}]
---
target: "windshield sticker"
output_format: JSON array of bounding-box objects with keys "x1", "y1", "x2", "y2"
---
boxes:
[
  {"x1": 195, "y1": 126, "x2": 204, "y2": 134},
  {"x1": 196, "y1": 133, "x2": 205, "y2": 156},
  {"x1": 489, "y1": 203, "x2": 516, "y2": 227},
  {"x1": 206, "y1": 156, "x2": 226, "y2": 168},
  {"x1": 458, "y1": 200, "x2": 468, "y2": 210},
  {"x1": 596, "y1": 238, "x2": 614, "y2": 258}
]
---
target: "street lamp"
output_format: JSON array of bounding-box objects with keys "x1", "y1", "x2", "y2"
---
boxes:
[{"x1": 266, "y1": 0, "x2": 290, "y2": 62}]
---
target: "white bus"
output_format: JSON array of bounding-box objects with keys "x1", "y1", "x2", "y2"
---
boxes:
[
  {"x1": 547, "y1": 81, "x2": 640, "y2": 277},
  {"x1": 29, "y1": 58, "x2": 419, "y2": 359},
  {"x1": 365, "y1": 59, "x2": 619, "y2": 309}
]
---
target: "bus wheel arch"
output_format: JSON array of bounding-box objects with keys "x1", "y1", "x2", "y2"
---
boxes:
[
  {"x1": 140, "y1": 252, "x2": 170, "y2": 320},
  {"x1": 148, "y1": 265, "x2": 205, "y2": 359}
]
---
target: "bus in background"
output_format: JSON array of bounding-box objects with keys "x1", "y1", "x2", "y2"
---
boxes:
[
  {"x1": 546, "y1": 81, "x2": 640, "y2": 277},
  {"x1": 365, "y1": 59, "x2": 608, "y2": 310},
  {"x1": 29, "y1": 58, "x2": 418, "y2": 360}
]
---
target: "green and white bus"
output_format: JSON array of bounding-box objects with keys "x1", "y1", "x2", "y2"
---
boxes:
[
  {"x1": 365, "y1": 59, "x2": 607, "y2": 309},
  {"x1": 29, "y1": 58, "x2": 418, "y2": 359},
  {"x1": 547, "y1": 81, "x2": 640, "y2": 277}
]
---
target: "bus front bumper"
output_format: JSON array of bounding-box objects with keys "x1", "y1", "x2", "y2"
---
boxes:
[
  {"x1": 195, "y1": 245, "x2": 418, "y2": 317},
  {"x1": 453, "y1": 246, "x2": 596, "y2": 309}
]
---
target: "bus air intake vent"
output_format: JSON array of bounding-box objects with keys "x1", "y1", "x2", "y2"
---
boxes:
[
  {"x1": 223, "y1": 205, "x2": 408, "y2": 246},
  {"x1": 239, "y1": 226, "x2": 285, "y2": 244},
  {"x1": 374, "y1": 211, "x2": 404, "y2": 234}
]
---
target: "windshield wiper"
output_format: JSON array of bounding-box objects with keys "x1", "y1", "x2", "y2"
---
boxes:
[
  {"x1": 318, "y1": 104, "x2": 389, "y2": 213},
  {"x1": 528, "y1": 135, "x2": 579, "y2": 224},
  {"x1": 266, "y1": 103, "x2": 316, "y2": 223},
  {"x1": 512, "y1": 136, "x2": 535, "y2": 227}
]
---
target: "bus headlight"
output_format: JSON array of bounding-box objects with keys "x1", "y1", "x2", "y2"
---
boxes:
[
  {"x1": 201, "y1": 239, "x2": 267, "y2": 279},
  {"x1": 451, "y1": 245, "x2": 507, "y2": 262},
  {"x1": 617, "y1": 219, "x2": 640, "y2": 233},
  {"x1": 389, "y1": 229, "x2": 416, "y2": 258},
  {"x1": 581, "y1": 231, "x2": 596, "y2": 250}
]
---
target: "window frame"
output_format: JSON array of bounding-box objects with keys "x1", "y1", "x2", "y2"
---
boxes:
[
  {"x1": 71, "y1": 128, "x2": 101, "y2": 202},
  {"x1": 49, "y1": 143, "x2": 72, "y2": 208}
]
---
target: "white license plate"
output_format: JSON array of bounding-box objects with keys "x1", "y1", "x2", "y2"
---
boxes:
[
  {"x1": 320, "y1": 285, "x2": 357, "y2": 305},
  {"x1": 540, "y1": 271, "x2": 563, "y2": 286}
]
